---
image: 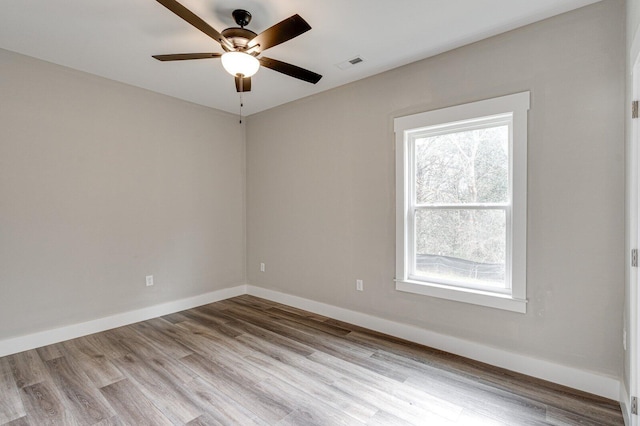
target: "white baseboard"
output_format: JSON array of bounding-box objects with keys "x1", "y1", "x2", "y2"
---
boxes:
[
  {"x1": 0, "y1": 283, "x2": 621, "y2": 402},
  {"x1": 620, "y1": 381, "x2": 632, "y2": 426},
  {"x1": 246, "y1": 285, "x2": 620, "y2": 401},
  {"x1": 0, "y1": 284, "x2": 247, "y2": 358}
]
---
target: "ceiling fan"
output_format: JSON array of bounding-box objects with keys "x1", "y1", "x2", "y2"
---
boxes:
[{"x1": 152, "y1": 0, "x2": 322, "y2": 93}]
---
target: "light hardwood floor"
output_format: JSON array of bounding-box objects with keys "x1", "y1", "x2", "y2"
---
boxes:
[{"x1": 0, "y1": 295, "x2": 624, "y2": 425}]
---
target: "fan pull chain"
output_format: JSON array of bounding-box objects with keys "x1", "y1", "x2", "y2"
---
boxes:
[{"x1": 239, "y1": 92, "x2": 244, "y2": 124}]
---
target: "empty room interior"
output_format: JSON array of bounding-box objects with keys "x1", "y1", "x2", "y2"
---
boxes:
[{"x1": 1, "y1": 0, "x2": 639, "y2": 424}]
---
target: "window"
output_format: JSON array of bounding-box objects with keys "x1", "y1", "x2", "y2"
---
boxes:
[{"x1": 394, "y1": 92, "x2": 529, "y2": 313}]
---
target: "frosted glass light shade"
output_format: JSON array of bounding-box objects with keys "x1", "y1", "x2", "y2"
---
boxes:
[{"x1": 221, "y1": 51, "x2": 260, "y2": 77}]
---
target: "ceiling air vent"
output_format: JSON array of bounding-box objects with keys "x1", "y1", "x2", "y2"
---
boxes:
[{"x1": 336, "y1": 55, "x2": 365, "y2": 70}]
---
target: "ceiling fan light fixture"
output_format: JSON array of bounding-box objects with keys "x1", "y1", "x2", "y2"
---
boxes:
[
  {"x1": 152, "y1": 2, "x2": 322, "y2": 92},
  {"x1": 221, "y1": 51, "x2": 260, "y2": 77}
]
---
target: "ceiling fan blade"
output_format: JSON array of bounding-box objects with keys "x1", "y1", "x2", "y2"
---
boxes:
[
  {"x1": 235, "y1": 76, "x2": 252, "y2": 92},
  {"x1": 152, "y1": 53, "x2": 222, "y2": 61},
  {"x1": 259, "y1": 57, "x2": 322, "y2": 84},
  {"x1": 155, "y1": 0, "x2": 232, "y2": 50},
  {"x1": 246, "y1": 14, "x2": 311, "y2": 52}
]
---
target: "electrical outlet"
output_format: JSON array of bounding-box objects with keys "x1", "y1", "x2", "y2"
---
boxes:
[
  {"x1": 356, "y1": 279, "x2": 363, "y2": 291},
  {"x1": 146, "y1": 275, "x2": 154, "y2": 287},
  {"x1": 260, "y1": 263, "x2": 265, "y2": 272}
]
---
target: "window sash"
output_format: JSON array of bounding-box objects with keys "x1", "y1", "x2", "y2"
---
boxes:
[
  {"x1": 409, "y1": 115, "x2": 513, "y2": 208},
  {"x1": 407, "y1": 205, "x2": 512, "y2": 294},
  {"x1": 406, "y1": 115, "x2": 513, "y2": 293}
]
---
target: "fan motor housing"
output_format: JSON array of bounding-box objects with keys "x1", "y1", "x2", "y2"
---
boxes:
[{"x1": 221, "y1": 27, "x2": 257, "y2": 51}]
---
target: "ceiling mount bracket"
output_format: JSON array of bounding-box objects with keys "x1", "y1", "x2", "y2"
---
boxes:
[{"x1": 232, "y1": 9, "x2": 252, "y2": 28}]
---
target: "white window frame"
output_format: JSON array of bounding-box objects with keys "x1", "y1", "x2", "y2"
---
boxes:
[{"x1": 394, "y1": 92, "x2": 529, "y2": 313}]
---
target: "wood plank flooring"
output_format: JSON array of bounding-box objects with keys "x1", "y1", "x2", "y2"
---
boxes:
[{"x1": 0, "y1": 295, "x2": 624, "y2": 425}]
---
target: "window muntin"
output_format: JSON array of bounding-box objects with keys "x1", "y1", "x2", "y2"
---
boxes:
[{"x1": 394, "y1": 92, "x2": 529, "y2": 313}]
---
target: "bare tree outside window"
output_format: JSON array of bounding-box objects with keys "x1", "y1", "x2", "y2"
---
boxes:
[{"x1": 413, "y1": 126, "x2": 508, "y2": 287}]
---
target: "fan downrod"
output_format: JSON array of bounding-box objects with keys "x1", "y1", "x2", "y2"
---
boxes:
[{"x1": 232, "y1": 9, "x2": 252, "y2": 28}]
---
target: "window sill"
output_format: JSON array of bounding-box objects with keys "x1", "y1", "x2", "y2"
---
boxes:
[{"x1": 395, "y1": 279, "x2": 527, "y2": 313}]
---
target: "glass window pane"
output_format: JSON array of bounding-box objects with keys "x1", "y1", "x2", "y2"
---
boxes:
[
  {"x1": 414, "y1": 209, "x2": 506, "y2": 287},
  {"x1": 415, "y1": 125, "x2": 509, "y2": 204}
]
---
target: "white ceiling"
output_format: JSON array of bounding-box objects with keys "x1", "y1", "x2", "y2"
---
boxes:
[{"x1": 1, "y1": 0, "x2": 600, "y2": 116}]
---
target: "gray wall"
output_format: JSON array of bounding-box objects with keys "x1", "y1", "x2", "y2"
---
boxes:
[
  {"x1": 0, "y1": 49, "x2": 245, "y2": 339},
  {"x1": 246, "y1": 0, "x2": 625, "y2": 377}
]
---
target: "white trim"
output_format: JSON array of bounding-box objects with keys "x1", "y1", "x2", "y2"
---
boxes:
[
  {"x1": 394, "y1": 92, "x2": 529, "y2": 311},
  {"x1": 621, "y1": 381, "x2": 632, "y2": 426},
  {"x1": 630, "y1": 50, "x2": 640, "y2": 426},
  {"x1": 631, "y1": 25, "x2": 640, "y2": 76},
  {"x1": 246, "y1": 285, "x2": 619, "y2": 400},
  {"x1": 0, "y1": 284, "x2": 247, "y2": 357},
  {"x1": 395, "y1": 279, "x2": 527, "y2": 313},
  {"x1": 394, "y1": 92, "x2": 531, "y2": 131}
]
